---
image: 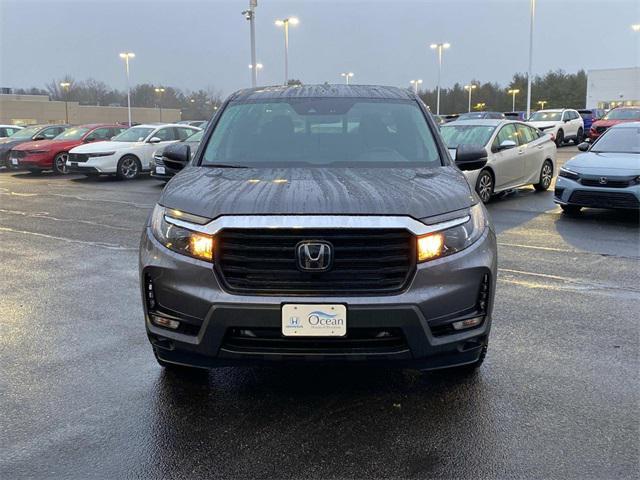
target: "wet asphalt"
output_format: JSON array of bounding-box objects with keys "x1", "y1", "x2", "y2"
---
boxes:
[{"x1": 0, "y1": 146, "x2": 638, "y2": 479}]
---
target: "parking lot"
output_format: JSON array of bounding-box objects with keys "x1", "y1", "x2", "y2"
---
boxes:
[{"x1": 0, "y1": 145, "x2": 638, "y2": 479}]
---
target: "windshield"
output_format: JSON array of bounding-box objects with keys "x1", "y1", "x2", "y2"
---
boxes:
[
  {"x1": 112, "y1": 127, "x2": 154, "y2": 142},
  {"x1": 9, "y1": 126, "x2": 40, "y2": 139},
  {"x1": 603, "y1": 109, "x2": 640, "y2": 121},
  {"x1": 457, "y1": 112, "x2": 486, "y2": 120},
  {"x1": 186, "y1": 130, "x2": 204, "y2": 142},
  {"x1": 440, "y1": 124, "x2": 496, "y2": 149},
  {"x1": 201, "y1": 99, "x2": 441, "y2": 167},
  {"x1": 592, "y1": 127, "x2": 640, "y2": 154},
  {"x1": 54, "y1": 127, "x2": 90, "y2": 140},
  {"x1": 529, "y1": 111, "x2": 561, "y2": 122}
]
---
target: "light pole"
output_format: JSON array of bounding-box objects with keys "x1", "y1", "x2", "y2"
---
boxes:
[
  {"x1": 340, "y1": 72, "x2": 354, "y2": 85},
  {"x1": 59, "y1": 82, "x2": 71, "y2": 123},
  {"x1": 508, "y1": 88, "x2": 520, "y2": 111},
  {"x1": 430, "y1": 42, "x2": 450, "y2": 115},
  {"x1": 242, "y1": 1, "x2": 258, "y2": 87},
  {"x1": 409, "y1": 79, "x2": 423, "y2": 94},
  {"x1": 154, "y1": 87, "x2": 165, "y2": 122},
  {"x1": 119, "y1": 52, "x2": 135, "y2": 126},
  {"x1": 464, "y1": 84, "x2": 477, "y2": 112},
  {"x1": 275, "y1": 17, "x2": 299, "y2": 85},
  {"x1": 537, "y1": 100, "x2": 547, "y2": 110},
  {"x1": 249, "y1": 63, "x2": 263, "y2": 84},
  {"x1": 526, "y1": 0, "x2": 536, "y2": 119}
]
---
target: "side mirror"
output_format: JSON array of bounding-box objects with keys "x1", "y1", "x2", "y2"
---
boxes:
[
  {"x1": 497, "y1": 139, "x2": 517, "y2": 151},
  {"x1": 577, "y1": 142, "x2": 590, "y2": 152},
  {"x1": 162, "y1": 143, "x2": 191, "y2": 171},
  {"x1": 148, "y1": 137, "x2": 162, "y2": 144},
  {"x1": 84, "y1": 137, "x2": 96, "y2": 143},
  {"x1": 455, "y1": 145, "x2": 488, "y2": 171},
  {"x1": 32, "y1": 135, "x2": 46, "y2": 141},
  {"x1": 564, "y1": 118, "x2": 571, "y2": 123}
]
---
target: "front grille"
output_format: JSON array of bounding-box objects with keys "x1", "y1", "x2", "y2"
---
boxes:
[
  {"x1": 215, "y1": 228, "x2": 416, "y2": 295},
  {"x1": 153, "y1": 156, "x2": 166, "y2": 166},
  {"x1": 595, "y1": 126, "x2": 608, "y2": 134},
  {"x1": 222, "y1": 327, "x2": 407, "y2": 354},
  {"x1": 580, "y1": 178, "x2": 633, "y2": 188},
  {"x1": 10, "y1": 151, "x2": 25, "y2": 159},
  {"x1": 68, "y1": 153, "x2": 89, "y2": 163},
  {"x1": 568, "y1": 190, "x2": 639, "y2": 209}
]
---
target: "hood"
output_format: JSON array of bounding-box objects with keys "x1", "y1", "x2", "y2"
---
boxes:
[
  {"x1": 12, "y1": 139, "x2": 81, "y2": 151},
  {"x1": 566, "y1": 152, "x2": 640, "y2": 175},
  {"x1": 529, "y1": 121, "x2": 558, "y2": 129},
  {"x1": 0, "y1": 138, "x2": 31, "y2": 152},
  {"x1": 592, "y1": 119, "x2": 629, "y2": 128},
  {"x1": 70, "y1": 141, "x2": 138, "y2": 153},
  {"x1": 160, "y1": 166, "x2": 475, "y2": 220}
]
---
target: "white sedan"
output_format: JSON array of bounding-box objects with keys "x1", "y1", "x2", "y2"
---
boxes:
[
  {"x1": 67, "y1": 123, "x2": 200, "y2": 180},
  {"x1": 441, "y1": 119, "x2": 557, "y2": 203}
]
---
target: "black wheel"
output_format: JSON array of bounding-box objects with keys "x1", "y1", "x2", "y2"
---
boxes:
[
  {"x1": 116, "y1": 155, "x2": 141, "y2": 180},
  {"x1": 555, "y1": 129, "x2": 564, "y2": 147},
  {"x1": 561, "y1": 204, "x2": 581, "y2": 215},
  {"x1": 27, "y1": 168, "x2": 42, "y2": 175},
  {"x1": 53, "y1": 152, "x2": 68, "y2": 175},
  {"x1": 573, "y1": 128, "x2": 583, "y2": 145},
  {"x1": 475, "y1": 169, "x2": 494, "y2": 204},
  {"x1": 534, "y1": 160, "x2": 553, "y2": 191}
]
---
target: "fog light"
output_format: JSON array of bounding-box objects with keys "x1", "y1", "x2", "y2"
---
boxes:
[
  {"x1": 417, "y1": 233, "x2": 444, "y2": 262},
  {"x1": 151, "y1": 314, "x2": 180, "y2": 330},
  {"x1": 452, "y1": 316, "x2": 483, "y2": 331}
]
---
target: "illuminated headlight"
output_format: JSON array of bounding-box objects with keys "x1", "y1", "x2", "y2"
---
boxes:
[
  {"x1": 417, "y1": 203, "x2": 487, "y2": 262},
  {"x1": 559, "y1": 167, "x2": 580, "y2": 180},
  {"x1": 87, "y1": 151, "x2": 115, "y2": 158},
  {"x1": 150, "y1": 205, "x2": 213, "y2": 262}
]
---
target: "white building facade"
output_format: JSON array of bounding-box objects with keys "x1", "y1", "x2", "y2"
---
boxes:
[{"x1": 586, "y1": 67, "x2": 640, "y2": 109}]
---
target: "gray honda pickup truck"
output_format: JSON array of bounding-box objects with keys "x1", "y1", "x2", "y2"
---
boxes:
[{"x1": 139, "y1": 84, "x2": 497, "y2": 374}]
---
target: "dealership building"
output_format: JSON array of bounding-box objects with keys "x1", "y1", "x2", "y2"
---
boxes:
[
  {"x1": 586, "y1": 67, "x2": 639, "y2": 109},
  {"x1": 0, "y1": 93, "x2": 181, "y2": 125}
]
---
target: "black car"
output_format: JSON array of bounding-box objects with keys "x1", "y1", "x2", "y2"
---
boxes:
[
  {"x1": 150, "y1": 129, "x2": 204, "y2": 181},
  {"x1": 139, "y1": 84, "x2": 497, "y2": 375},
  {"x1": 0, "y1": 124, "x2": 70, "y2": 169}
]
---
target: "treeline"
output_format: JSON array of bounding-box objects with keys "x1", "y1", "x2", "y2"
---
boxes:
[
  {"x1": 11, "y1": 69, "x2": 587, "y2": 118},
  {"x1": 12, "y1": 76, "x2": 223, "y2": 120},
  {"x1": 418, "y1": 70, "x2": 587, "y2": 114}
]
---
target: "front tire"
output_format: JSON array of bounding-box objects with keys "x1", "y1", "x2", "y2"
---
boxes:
[
  {"x1": 53, "y1": 152, "x2": 68, "y2": 175},
  {"x1": 116, "y1": 155, "x2": 141, "y2": 180},
  {"x1": 475, "y1": 170, "x2": 494, "y2": 204},
  {"x1": 573, "y1": 128, "x2": 583, "y2": 145},
  {"x1": 534, "y1": 160, "x2": 553, "y2": 191},
  {"x1": 555, "y1": 129, "x2": 564, "y2": 147}
]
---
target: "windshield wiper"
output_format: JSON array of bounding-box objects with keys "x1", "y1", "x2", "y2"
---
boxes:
[{"x1": 202, "y1": 163, "x2": 249, "y2": 168}]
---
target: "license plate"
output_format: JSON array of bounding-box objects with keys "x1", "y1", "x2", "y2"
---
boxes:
[
  {"x1": 282, "y1": 304, "x2": 346, "y2": 337},
  {"x1": 71, "y1": 163, "x2": 78, "y2": 167},
  {"x1": 156, "y1": 166, "x2": 166, "y2": 174},
  {"x1": 11, "y1": 158, "x2": 18, "y2": 165}
]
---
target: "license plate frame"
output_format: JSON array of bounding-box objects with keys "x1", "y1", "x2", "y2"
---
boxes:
[{"x1": 281, "y1": 304, "x2": 347, "y2": 337}]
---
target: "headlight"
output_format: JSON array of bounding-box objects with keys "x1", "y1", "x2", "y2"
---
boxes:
[
  {"x1": 417, "y1": 203, "x2": 487, "y2": 262},
  {"x1": 559, "y1": 167, "x2": 580, "y2": 180},
  {"x1": 150, "y1": 205, "x2": 213, "y2": 262},
  {"x1": 87, "y1": 151, "x2": 115, "y2": 157}
]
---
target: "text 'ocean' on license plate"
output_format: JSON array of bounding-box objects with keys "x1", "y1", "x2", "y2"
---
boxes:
[{"x1": 282, "y1": 304, "x2": 347, "y2": 337}]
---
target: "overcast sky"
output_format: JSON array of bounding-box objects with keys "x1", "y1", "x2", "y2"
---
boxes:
[{"x1": 1, "y1": 0, "x2": 638, "y2": 96}]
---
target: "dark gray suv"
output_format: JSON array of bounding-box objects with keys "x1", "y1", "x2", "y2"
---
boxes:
[{"x1": 139, "y1": 84, "x2": 497, "y2": 373}]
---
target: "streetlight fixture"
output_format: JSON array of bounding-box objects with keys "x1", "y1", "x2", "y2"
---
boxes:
[
  {"x1": 409, "y1": 79, "x2": 423, "y2": 94},
  {"x1": 430, "y1": 42, "x2": 450, "y2": 115},
  {"x1": 632, "y1": 24, "x2": 640, "y2": 32},
  {"x1": 508, "y1": 88, "x2": 520, "y2": 111},
  {"x1": 526, "y1": 0, "x2": 536, "y2": 119},
  {"x1": 340, "y1": 72, "x2": 354, "y2": 85},
  {"x1": 537, "y1": 100, "x2": 547, "y2": 110},
  {"x1": 59, "y1": 82, "x2": 71, "y2": 123},
  {"x1": 474, "y1": 102, "x2": 486, "y2": 111},
  {"x1": 242, "y1": 1, "x2": 258, "y2": 87},
  {"x1": 249, "y1": 63, "x2": 264, "y2": 84},
  {"x1": 119, "y1": 52, "x2": 135, "y2": 126},
  {"x1": 464, "y1": 84, "x2": 477, "y2": 112},
  {"x1": 275, "y1": 17, "x2": 299, "y2": 85},
  {"x1": 154, "y1": 87, "x2": 166, "y2": 122}
]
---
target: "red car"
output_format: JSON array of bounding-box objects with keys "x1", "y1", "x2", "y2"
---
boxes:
[
  {"x1": 588, "y1": 106, "x2": 640, "y2": 141},
  {"x1": 10, "y1": 124, "x2": 126, "y2": 174}
]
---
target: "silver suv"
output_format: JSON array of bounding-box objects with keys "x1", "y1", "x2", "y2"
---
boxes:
[{"x1": 139, "y1": 85, "x2": 498, "y2": 374}]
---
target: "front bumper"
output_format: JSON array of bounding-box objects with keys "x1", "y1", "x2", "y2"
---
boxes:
[
  {"x1": 139, "y1": 225, "x2": 498, "y2": 370},
  {"x1": 66, "y1": 154, "x2": 119, "y2": 174},
  {"x1": 9, "y1": 152, "x2": 54, "y2": 169},
  {"x1": 554, "y1": 177, "x2": 640, "y2": 210}
]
